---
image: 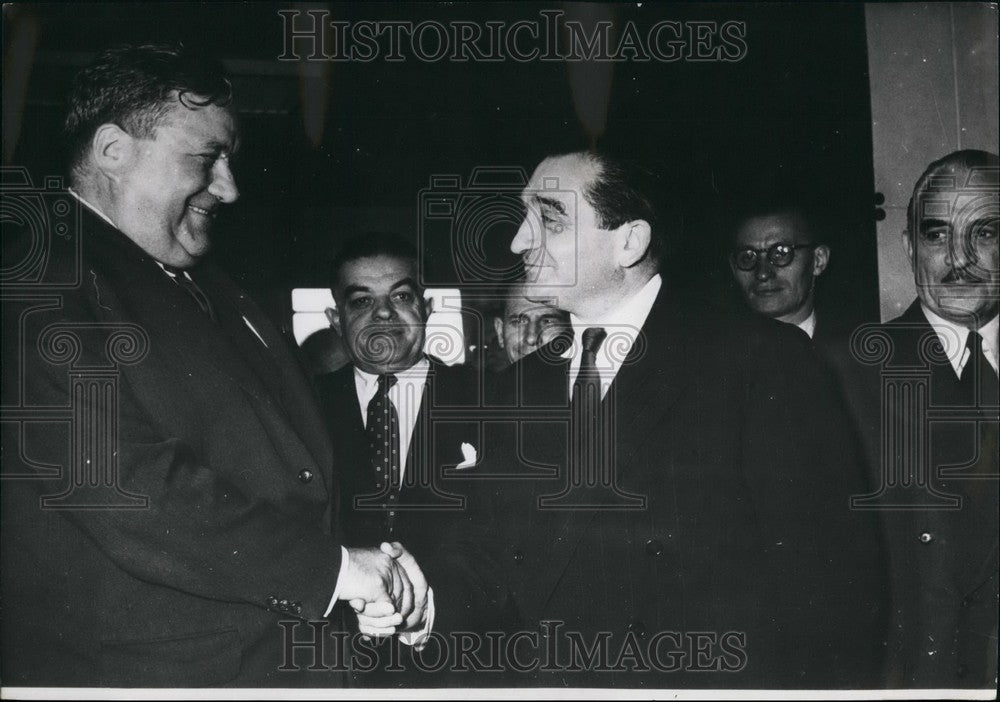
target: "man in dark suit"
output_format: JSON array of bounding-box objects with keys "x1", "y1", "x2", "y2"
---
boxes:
[
  {"x1": 728, "y1": 199, "x2": 832, "y2": 341},
  {"x1": 726, "y1": 199, "x2": 882, "y2": 486},
  {"x1": 317, "y1": 233, "x2": 479, "y2": 563},
  {"x1": 0, "y1": 44, "x2": 423, "y2": 687},
  {"x1": 491, "y1": 279, "x2": 570, "y2": 368},
  {"x1": 851, "y1": 149, "x2": 998, "y2": 687},
  {"x1": 441, "y1": 150, "x2": 889, "y2": 687},
  {"x1": 314, "y1": 233, "x2": 479, "y2": 683}
]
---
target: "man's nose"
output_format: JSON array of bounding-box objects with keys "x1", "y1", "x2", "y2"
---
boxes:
[
  {"x1": 524, "y1": 322, "x2": 540, "y2": 348},
  {"x1": 510, "y1": 218, "x2": 537, "y2": 255},
  {"x1": 754, "y1": 259, "x2": 776, "y2": 281},
  {"x1": 208, "y1": 158, "x2": 240, "y2": 204},
  {"x1": 945, "y1": 239, "x2": 977, "y2": 271},
  {"x1": 372, "y1": 298, "x2": 396, "y2": 319}
]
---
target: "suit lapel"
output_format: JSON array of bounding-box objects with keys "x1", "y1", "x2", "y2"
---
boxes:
[
  {"x1": 889, "y1": 300, "x2": 1000, "y2": 594},
  {"x1": 201, "y1": 267, "x2": 335, "y2": 484},
  {"x1": 609, "y1": 291, "x2": 691, "y2": 472},
  {"x1": 519, "y1": 287, "x2": 692, "y2": 616},
  {"x1": 83, "y1": 214, "x2": 333, "y2": 488}
]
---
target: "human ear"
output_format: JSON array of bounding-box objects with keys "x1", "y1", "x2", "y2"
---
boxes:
[
  {"x1": 812, "y1": 245, "x2": 830, "y2": 276},
  {"x1": 90, "y1": 123, "x2": 133, "y2": 179},
  {"x1": 617, "y1": 220, "x2": 652, "y2": 268},
  {"x1": 325, "y1": 306, "x2": 343, "y2": 337}
]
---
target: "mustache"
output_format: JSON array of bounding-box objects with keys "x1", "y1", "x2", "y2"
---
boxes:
[{"x1": 941, "y1": 266, "x2": 989, "y2": 284}]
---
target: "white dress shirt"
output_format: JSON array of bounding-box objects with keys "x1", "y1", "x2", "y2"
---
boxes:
[
  {"x1": 353, "y1": 357, "x2": 430, "y2": 486},
  {"x1": 796, "y1": 310, "x2": 817, "y2": 339},
  {"x1": 921, "y1": 305, "x2": 999, "y2": 378},
  {"x1": 564, "y1": 274, "x2": 662, "y2": 399},
  {"x1": 326, "y1": 357, "x2": 435, "y2": 641}
]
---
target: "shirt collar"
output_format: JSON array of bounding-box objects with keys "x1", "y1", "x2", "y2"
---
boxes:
[
  {"x1": 564, "y1": 275, "x2": 662, "y2": 358},
  {"x1": 67, "y1": 187, "x2": 117, "y2": 230},
  {"x1": 796, "y1": 310, "x2": 817, "y2": 339},
  {"x1": 354, "y1": 356, "x2": 430, "y2": 388},
  {"x1": 921, "y1": 303, "x2": 999, "y2": 375}
]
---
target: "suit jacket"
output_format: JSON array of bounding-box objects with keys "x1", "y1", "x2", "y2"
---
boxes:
[
  {"x1": 314, "y1": 358, "x2": 481, "y2": 687},
  {"x1": 1, "y1": 207, "x2": 345, "y2": 687},
  {"x1": 438, "y1": 285, "x2": 889, "y2": 688},
  {"x1": 846, "y1": 301, "x2": 999, "y2": 688},
  {"x1": 315, "y1": 358, "x2": 480, "y2": 565}
]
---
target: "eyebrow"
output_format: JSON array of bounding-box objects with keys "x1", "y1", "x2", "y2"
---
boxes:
[
  {"x1": 343, "y1": 278, "x2": 420, "y2": 297},
  {"x1": 201, "y1": 139, "x2": 236, "y2": 154},
  {"x1": 390, "y1": 277, "x2": 420, "y2": 292},
  {"x1": 529, "y1": 195, "x2": 567, "y2": 216},
  {"x1": 918, "y1": 219, "x2": 950, "y2": 229}
]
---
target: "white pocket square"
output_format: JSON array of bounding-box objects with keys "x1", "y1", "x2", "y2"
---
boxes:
[{"x1": 455, "y1": 442, "x2": 477, "y2": 469}]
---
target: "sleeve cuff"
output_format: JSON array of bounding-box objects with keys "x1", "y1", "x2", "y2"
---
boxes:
[
  {"x1": 399, "y1": 587, "x2": 434, "y2": 649},
  {"x1": 324, "y1": 545, "x2": 350, "y2": 617}
]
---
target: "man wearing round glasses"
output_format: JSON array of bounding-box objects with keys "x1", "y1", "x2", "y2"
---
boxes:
[{"x1": 729, "y1": 207, "x2": 830, "y2": 338}]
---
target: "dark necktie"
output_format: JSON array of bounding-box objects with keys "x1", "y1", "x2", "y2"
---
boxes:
[
  {"x1": 571, "y1": 327, "x2": 607, "y2": 473},
  {"x1": 163, "y1": 264, "x2": 216, "y2": 322},
  {"x1": 573, "y1": 327, "x2": 608, "y2": 407},
  {"x1": 366, "y1": 374, "x2": 400, "y2": 501},
  {"x1": 960, "y1": 329, "x2": 999, "y2": 407}
]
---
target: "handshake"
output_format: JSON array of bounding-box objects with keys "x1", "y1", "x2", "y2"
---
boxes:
[{"x1": 339, "y1": 542, "x2": 430, "y2": 640}]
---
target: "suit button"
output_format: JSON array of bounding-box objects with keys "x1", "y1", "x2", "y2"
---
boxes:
[
  {"x1": 279, "y1": 599, "x2": 289, "y2": 611},
  {"x1": 627, "y1": 620, "x2": 648, "y2": 639},
  {"x1": 918, "y1": 532, "x2": 933, "y2": 544},
  {"x1": 955, "y1": 664, "x2": 968, "y2": 678},
  {"x1": 513, "y1": 550, "x2": 524, "y2": 564},
  {"x1": 961, "y1": 596, "x2": 972, "y2": 608},
  {"x1": 645, "y1": 539, "x2": 664, "y2": 556},
  {"x1": 298, "y1": 469, "x2": 314, "y2": 483},
  {"x1": 266, "y1": 595, "x2": 278, "y2": 607}
]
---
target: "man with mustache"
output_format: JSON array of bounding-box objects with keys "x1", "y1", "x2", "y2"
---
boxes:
[{"x1": 864, "y1": 149, "x2": 998, "y2": 688}]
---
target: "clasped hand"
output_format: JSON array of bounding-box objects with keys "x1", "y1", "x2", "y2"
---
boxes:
[{"x1": 340, "y1": 542, "x2": 428, "y2": 637}]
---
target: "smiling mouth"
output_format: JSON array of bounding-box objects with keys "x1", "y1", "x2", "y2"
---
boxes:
[{"x1": 188, "y1": 205, "x2": 216, "y2": 217}]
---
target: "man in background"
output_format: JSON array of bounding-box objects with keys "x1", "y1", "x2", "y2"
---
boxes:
[
  {"x1": 491, "y1": 279, "x2": 571, "y2": 367},
  {"x1": 862, "y1": 149, "x2": 998, "y2": 688},
  {"x1": 315, "y1": 232, "x2": 480, "y2": 682},
  {"x1": 728, "y1": 199, "x2": 831, "y2": 340}
]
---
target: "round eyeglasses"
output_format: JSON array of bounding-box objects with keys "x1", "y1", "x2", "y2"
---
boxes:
[{"x1": 730, "y1": 242, "x2": 818, "y2": 271}]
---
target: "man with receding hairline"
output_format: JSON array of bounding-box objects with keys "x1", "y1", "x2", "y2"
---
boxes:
[
  {"x1": 441, "y1": 149, "x2": 889, "y2": 688},
  {"x1": 862, "y1": 149, "x2": 998, "y2": 688},
  {"x1": 492, "y1": 279, "x2": 570, "y2": 367}
]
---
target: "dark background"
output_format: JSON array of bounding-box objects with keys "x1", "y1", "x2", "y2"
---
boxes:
[{"x1": 4, "y1": 1, "x2": 880, "y2": 337}]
